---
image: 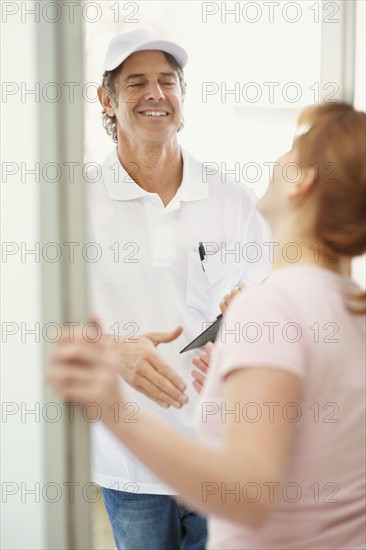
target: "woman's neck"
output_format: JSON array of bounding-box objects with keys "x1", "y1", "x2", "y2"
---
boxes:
[{"x1": 268, "y1": 225, "x2": 351, "y2": 277}]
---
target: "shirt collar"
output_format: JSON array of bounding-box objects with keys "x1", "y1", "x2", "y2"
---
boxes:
[
  {"x1": 101, "y1": 147, "x2": 149, "y2": 201},
  {"x1": 102, "y1": 146, "x2": 209, "y2": 203}
]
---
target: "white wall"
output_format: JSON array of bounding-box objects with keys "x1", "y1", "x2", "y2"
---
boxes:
[
  {"x1": 1, "y1": 9, "x2": 45, "y2": 550},
  {"x1": 352, "y1": 0, "x2": 366, "y2": 287},
  {"x1": 84, "y1": 0, "x2": 322, "y2": 198}
]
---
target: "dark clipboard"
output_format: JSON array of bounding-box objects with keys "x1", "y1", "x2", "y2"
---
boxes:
[{"x1": 180, "y1": 314, "x2": 223, "y2": 353}]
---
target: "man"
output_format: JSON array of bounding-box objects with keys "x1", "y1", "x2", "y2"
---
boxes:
[{"x1": 87, "y1": 29, "x2": 269, "y2": 550}]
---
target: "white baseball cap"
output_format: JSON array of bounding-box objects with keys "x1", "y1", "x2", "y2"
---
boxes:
[{"x1": 102, "y1": 29, "x2": 188, "y2": 74}]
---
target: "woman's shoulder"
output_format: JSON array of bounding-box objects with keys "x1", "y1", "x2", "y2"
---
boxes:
[
  {"x1": 261, "y1": 264, "x2": 358, "y2": 296},
  {"x1": 232, "y1": 264, "x2": 360, "y2": 322}
]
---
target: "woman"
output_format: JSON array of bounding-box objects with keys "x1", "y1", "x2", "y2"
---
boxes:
[{"x1": 47, "y1": 102, "x2": 366, "y2": 549}]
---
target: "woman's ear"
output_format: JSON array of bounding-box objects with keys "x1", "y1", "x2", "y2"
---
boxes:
[
  {"x1": 98, "y1": 86, "x2": 115, "y2": 116},
  {"x1": 288, "y1": 166, "x2": 316, "y2": 199}
]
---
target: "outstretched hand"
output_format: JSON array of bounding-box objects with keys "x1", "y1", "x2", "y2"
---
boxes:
[
  {"x1": 46, "y1": 321, "x2": 189, "y2": 412},
  {"x1": 117, "y1": 325, "x2": 189, "y2": 409}
]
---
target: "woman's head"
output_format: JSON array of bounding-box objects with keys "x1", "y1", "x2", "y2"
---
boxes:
[{"x1": 259, "y1": 102, "x2": 366, "y2": 259}]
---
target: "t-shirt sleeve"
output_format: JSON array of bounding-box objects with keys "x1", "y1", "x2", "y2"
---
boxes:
[{"x1": 214, "y1": 285, "x2": 307, "y2": 381}]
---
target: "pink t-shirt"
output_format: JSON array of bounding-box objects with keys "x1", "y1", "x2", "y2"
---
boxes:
[{"x1": 196, "y1": 265, "x2": 365, "y2": 550}]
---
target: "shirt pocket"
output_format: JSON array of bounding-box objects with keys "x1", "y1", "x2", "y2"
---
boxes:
[{"x1": 186, "y1": 246, "x2": 243, "y2": 315}]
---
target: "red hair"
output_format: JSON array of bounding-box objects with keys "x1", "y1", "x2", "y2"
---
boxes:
[{"x1": 295, "y1": 102, "x2": 366, "y2": 313}]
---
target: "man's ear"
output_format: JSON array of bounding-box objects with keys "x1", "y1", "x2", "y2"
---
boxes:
[
  {"x1": 98, "y1": 86, "x2": 115, "y2": 116},
  {"x1": 288, "y1": 166, "x2": 316, "y2": 199},
  {"x1": 181, "y1": 81, "x2": 187, "y2": 103}
]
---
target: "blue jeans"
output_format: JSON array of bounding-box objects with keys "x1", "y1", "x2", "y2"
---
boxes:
[{"x1": 102, "y1": 488, "x2": 207, "y2": 550}]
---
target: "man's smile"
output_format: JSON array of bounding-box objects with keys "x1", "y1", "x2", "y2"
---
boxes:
[{"x1": 138, "y1": 110, "x2": 170, "y2": 117}]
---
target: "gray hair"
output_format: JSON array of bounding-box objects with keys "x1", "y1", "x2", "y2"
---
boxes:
[{"x1": 101, "y1": 52, "x2": 186, "y2": 143}]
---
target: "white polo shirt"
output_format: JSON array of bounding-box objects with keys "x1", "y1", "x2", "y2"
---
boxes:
[{"x1": 87, "y1": 146, "x2": 270, "y2": 494}]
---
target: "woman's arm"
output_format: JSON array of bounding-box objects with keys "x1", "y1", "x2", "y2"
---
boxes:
[{"x1": 48, "y1": 335, "x2": 302, "y2": 528}]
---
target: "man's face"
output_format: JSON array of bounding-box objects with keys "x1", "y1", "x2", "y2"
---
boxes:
[{"x1": 109, "y1": 50, "x2": 184, "y2": 144}]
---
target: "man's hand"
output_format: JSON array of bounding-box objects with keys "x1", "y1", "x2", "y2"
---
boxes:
[
  {"x1": 115, "y1": 326, "x2": 189, "y2": 409},
  {"x1": 219, "y1": 282, "x2": 247, "y2": 315},
  {"x1": 191, "y1": 342, "x2": 214, "y2": 395}
]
